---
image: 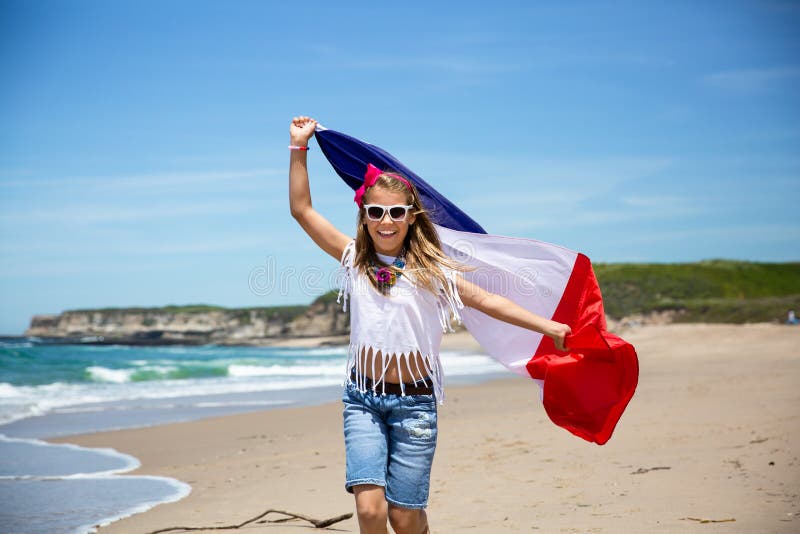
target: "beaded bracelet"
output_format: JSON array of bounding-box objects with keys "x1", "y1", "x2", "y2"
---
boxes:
[{"x1": 288, "y1": 145, "x2": 309, "y2": 151}]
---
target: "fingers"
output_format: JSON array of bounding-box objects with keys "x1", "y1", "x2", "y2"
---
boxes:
[
  {"x1": 561, "y1": 327, "x2": 571, "y2": 351},
  {"x1": 554, "y1": 323, "x2": 570, "y2": 351},
  {"x1": 289, "y1": 116, "x2": 318, "y2": 145},
  {"x1": 291, "y1": 116, "x2": 317, "y2": 127}
]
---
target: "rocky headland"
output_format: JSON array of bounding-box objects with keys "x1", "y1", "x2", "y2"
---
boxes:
[
  {"x1": 22, "y1": 256, "x2": 800, "y2": 346},
  {"x1": 24, "y1": 294, "x2": 349, "y2": 346}
]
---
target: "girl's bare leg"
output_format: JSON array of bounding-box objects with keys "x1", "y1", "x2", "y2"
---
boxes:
[
  {"x1": 353, "y1": 484, "x2": 389, "y2": 534},
  {"x1": 388, "y1": 505, "x2": 429, "y2": 534}
]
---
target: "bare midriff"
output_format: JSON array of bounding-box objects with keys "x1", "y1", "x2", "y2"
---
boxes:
[{"x1": 357, "y1": 347, "x2": 431, "y2": 385}]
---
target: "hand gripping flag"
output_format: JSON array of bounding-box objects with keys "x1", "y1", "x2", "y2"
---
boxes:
[{"x1": 314, "y1": 126, "x2": 639, "y2": 445}]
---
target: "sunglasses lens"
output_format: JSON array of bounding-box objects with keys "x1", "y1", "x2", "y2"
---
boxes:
[
  {"x1": 389, "y1": 207, "x2": 408, "y2": 220},
  {"x1": 367, "y1": 206, "x2": 385, "y2": 220}
]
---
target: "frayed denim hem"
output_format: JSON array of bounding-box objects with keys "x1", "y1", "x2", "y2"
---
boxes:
[
  {"x1": 345, "y1": 478, "x2": 386, "y2": 494},
  {"x1": 385, "y1": 494, "x2": 428, "y2": 510}
]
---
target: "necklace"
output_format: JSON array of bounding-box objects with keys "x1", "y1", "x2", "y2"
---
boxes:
[{"x1": 372, "y1": 249, "x2": 406, "y2": 294}]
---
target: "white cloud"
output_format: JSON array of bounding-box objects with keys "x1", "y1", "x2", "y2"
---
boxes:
[
  {"x1": 476, "y1": 192, "x2": 705, "y2": 233},
  {"x1": 404, "y1": 152, "x2": 674, "y2": 208},
  {"x1": 0, "y1": 258, "x2": 170, "y2": 277},
  {"x1": 304, "y1": 43, "x2": 520, "y2": 79},
  {"x1": 610, "y1": 224, "x2": 800, "y2": 245},
  {"x1": 343, "y1": 56, "x2": 518, "y2": 74},
  {"x1": 703, "y1": 67, "x2": 800, "y2": 93},
  {"x1": 0, "y1": 200, "x2": 257, "y2": 225},
  {"x1": 620, "y1": 195, "x2": 697, "y2": 209},
  {"x1": 0, "y1": 168, "x2": 283, "y2": 193},
  {"x1": 0, "y1": 234, "x2": 271, "y2": 256}
]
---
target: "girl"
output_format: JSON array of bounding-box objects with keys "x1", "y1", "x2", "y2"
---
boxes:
[{"x1": 288, "y1": 116, "x2": 570, "y2": 534}]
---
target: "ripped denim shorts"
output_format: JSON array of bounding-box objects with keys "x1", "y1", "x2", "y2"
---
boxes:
[{"x1": 341, "y1": 378, "x2": 438, "y2": 509}]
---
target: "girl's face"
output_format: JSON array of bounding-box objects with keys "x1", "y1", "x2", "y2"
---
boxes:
[{"x1": 362, "y1": 186, "x2": 416, "y2": 257}]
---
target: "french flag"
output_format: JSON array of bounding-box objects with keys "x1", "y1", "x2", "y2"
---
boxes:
[{"x1": 315, "y1": 126, "x2": 639, "y2": 445}]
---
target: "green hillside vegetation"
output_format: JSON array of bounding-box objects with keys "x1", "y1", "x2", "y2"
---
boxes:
[
  {"x1": 71, "y1": 304, "x2": 228, "y2": 314},
  {"x1": 70, "y1": 298, "x2": 324, "y2": 324},
  {"x1": 594, "y1": 260, "x2": 800, "y2": 323},
  {"x1": 68, "y1": 261, "x2": 799, "y2": 325}
]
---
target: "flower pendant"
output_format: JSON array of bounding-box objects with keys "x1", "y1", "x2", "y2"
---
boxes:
[{"x1": 373, "y1": 253, "x2": 405, "y2": 294}]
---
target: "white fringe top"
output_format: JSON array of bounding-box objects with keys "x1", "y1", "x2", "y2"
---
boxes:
[{"x1": 336, "y1": 240, "x2": 464, "y2": 403}]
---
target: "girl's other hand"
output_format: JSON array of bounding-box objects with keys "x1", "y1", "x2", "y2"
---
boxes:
[
  {"x1": 550, "y1": 322, "x2": 572, "y2": 351},
  {"x1": 290, "y1": 116, "x2": 317, "y2": 146}
]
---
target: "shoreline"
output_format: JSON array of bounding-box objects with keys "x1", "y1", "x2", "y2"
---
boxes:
[
  {"x1": 0, "y1": 330, "x2": 492, "y2": 532},
  {"x1": 0, "y1": 330, "x2": 487, "y2": 439},
  {"x1": 49, "y1": 324, "x2": 800, "y2": 533},
  {"x1": 5, "y1": 331, "x2": 482, "y2": 349}
]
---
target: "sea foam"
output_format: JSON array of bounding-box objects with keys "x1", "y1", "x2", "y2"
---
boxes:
[{"x1": 0, "y1": 435, "x2": 190, "y2": 533}]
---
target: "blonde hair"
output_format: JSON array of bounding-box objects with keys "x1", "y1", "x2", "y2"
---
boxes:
[{"x1": 354, "y1": 171, "x2": 462, "y2": 296}]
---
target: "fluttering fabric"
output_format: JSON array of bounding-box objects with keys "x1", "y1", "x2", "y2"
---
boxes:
[{"x1": 315, "y1": 126, "x2": 639, "y2": 445}]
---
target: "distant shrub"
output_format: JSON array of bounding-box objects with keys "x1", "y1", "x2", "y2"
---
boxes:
[
  {"x1": 65, "y1": 261, "x2": 800, "y2": 325},
  {"x1": 594, "y1": 261, "x2": 800, "y2": 321}
]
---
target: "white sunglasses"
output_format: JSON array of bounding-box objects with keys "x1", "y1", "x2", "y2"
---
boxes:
[{"x1": 363, "y1": 204, "x2": 414, "y2": 222}]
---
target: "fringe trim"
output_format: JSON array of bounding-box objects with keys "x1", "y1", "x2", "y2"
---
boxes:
[
  {"x1": 336, "y1": 240, "x2": 356, "y2": 312},
  {"x1": 437, "y1": 267, "x2": 465, "y2": 333},
  {"x1": 344, "y1": 342, "x2": 445, "y2": 403}
]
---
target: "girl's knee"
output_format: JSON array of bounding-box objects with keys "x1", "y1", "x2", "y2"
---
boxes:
[
  {"x1": 388, "y1": 505, "x2": 427, "y2": 534},
  {"x1": 356, "y1": 501, "x2": 386, "y2": 523},
  {"x1": 353, "y1": 485, "x2": 388, "y2": 523}
]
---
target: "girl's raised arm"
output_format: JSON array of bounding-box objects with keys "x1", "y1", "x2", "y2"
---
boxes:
[{"x1": 288, "y1": 116, "x2": 352, "y2": 261}]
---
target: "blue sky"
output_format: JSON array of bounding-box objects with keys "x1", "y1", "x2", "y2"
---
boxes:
[{"x1": 1, "y1": 1, "x2": 798, "y2": 334}]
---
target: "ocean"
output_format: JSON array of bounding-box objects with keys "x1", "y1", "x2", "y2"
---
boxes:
[{"x1": 0, "y1": 337, "x2": 506, "y2": 533}]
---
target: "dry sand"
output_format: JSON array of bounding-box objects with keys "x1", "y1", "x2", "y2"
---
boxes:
[{"x1": 55, "y1": 324, "x2": 799, "y2": 533}]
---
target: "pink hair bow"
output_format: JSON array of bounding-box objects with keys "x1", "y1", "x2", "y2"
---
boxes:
[
  {"x1": 354, "y1": 164, "x2": 382, "y2": 208},
  {"x1": 354, "y1": 163, "x2": 413, "y2": 208}
]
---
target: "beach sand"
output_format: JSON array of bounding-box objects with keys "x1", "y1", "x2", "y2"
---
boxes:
[{"x1": 55, "y1": 324, "x2": 799, "y2": 533}]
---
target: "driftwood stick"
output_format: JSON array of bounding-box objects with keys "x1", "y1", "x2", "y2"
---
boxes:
[
  {"x1": 630, "y1": 466, "x2": 671, "y2": 475},
  {"x1": 681, "y1": 517, "x2": 736, "y2": 524},
  {"x1": 145, "y1": 508, "x2": 353, "y2": 533}
]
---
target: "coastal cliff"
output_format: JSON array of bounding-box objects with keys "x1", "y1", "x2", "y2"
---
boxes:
[
  {"x1": 24, "y1": 293, "x2": 349, "y2": 346},
  {"x1": 22, "y1": 260, "x2": 800, "y2": 345}
]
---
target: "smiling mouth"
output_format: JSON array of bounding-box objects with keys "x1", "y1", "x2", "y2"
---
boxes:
[{"x1": 377, "y1": 230, "x2": 397, "y2": 238}]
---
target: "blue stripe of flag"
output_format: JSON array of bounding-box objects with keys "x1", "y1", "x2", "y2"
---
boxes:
[{"x1": 315, "y1": 128, "x2": 487, "y2": 234}]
